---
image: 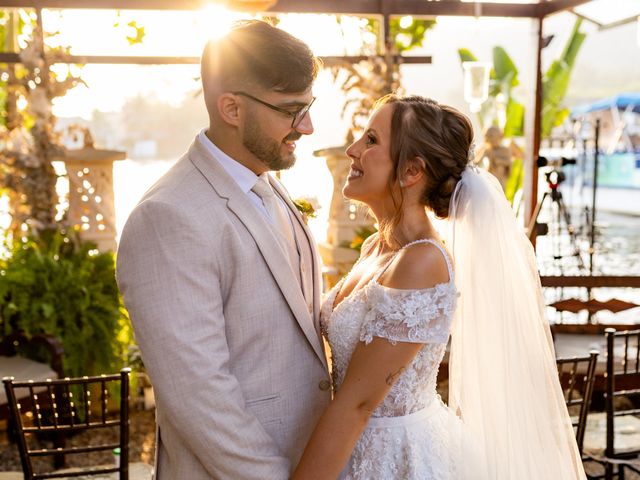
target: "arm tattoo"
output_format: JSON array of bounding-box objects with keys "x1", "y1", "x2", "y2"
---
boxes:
[{"x1": 385, "y1": 366, "x2": 406, "y2": 386}]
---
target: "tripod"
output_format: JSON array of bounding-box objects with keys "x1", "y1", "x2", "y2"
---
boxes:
[{"x1": 527, "y1": 170, "x2": 585, "y2": 270}]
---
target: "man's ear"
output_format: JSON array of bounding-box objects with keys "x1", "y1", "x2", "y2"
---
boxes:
[
  {"x1": 401, "y1": 156, "x2": 426, "y2": 188},
  {"x1": 217, "y1": 93, "x2": 241, "y2": 127}
]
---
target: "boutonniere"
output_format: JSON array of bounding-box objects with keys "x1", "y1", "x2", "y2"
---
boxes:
[{"x1": 293, "y1": 196, "x2": 319, "y2": 225}]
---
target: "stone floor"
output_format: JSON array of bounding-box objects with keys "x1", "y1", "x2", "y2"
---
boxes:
[{"x1": 584, "y1": 461, "x2": 640, "y2": 479}]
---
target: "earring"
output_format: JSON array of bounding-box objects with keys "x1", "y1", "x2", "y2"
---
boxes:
[{"x1": 399, "y1": 180, "x2": 406, "y2": 188}]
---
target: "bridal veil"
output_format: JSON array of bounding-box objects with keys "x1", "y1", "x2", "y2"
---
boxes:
[{"x1": 446, "y1": 167, "x2": 586, "y2": 479}]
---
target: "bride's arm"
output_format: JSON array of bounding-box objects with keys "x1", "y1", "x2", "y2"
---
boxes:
[
  {"x1": 292, "y1": 243, "x2": 450, "y2": 480},
  {"x1": 291, "y1": 337, "x2": 424, "y2": 480}
]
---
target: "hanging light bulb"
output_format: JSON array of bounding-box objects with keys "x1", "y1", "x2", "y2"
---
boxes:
[{"x1": 462, "y1": 61, "x2": 491, "y2": 113}]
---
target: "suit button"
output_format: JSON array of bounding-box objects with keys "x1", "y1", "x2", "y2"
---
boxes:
[{"x1": 318, "y1": 380, "x2": 331, "y2": 391}]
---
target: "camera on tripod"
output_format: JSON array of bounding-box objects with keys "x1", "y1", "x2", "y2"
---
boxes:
[
  {"x1": 544, "y1": 169, "x2": 565, "y2": 189},
  {"x1": 536, "y1": 156, "x2": 577, "y2": 168},
  {"x1": 537, "y1": 156, "x2": 576, "y2": 190}
]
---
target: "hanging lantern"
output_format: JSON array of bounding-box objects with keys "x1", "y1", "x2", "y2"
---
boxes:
[
  {"x1": 57, "y1": 146, "x2": 126, "y2": 252},
  {"x1": 462, "y1": 61, "x2": 491, "y2": 113}
]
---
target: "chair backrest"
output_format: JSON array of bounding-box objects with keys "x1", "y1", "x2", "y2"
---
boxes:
[
  {"x1": 605, "y1": 328, "x2": 640, "y2": 458},
  {"x1": 3, "y1": 368, "x2": 130, "y2": 480},
  {"x1": 556, "y1": 350, "x2": 599, "y2": 455}
]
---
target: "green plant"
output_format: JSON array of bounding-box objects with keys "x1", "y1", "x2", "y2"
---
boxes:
[
  {"x1": 458, "y1": 18, "x2": 586, "y2": 205},
  {"x1": 458, "y1": 18, "x2": 585, "y2": 139},
  {"x1": 329, "y1": 16, "x2": 437, "y2": 140},
  {"x1": 365, "y1": 16, "x2": 436, "y2": 55},
  {"x1": 541, "y1": 19, "x2": 586, "y2": 137},
  {"x1": 0, "y1": 228, "x2": 133, "y2": 377},
  {"x1": 342, "y1": 226, "x2": 378, "y2": 253},
  {"x1": 458, "y1": 46, "x2": 525, "y2": 138}
]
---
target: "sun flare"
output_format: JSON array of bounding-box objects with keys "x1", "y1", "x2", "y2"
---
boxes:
[{"x1": 200, "y1": 5, "x2": 246, "y2": 41}]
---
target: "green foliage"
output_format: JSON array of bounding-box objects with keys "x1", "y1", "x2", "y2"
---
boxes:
[
  {"x1": 0, "y1": 228, "x2": 133, "y2": 377},
  {"x1": 0, "y1": 82, "x2": 6, "y2": 128},
  {"x1": 541, "y1": 18, "x2": 585, "y2": 138},
  {"x1": 504, "y1": 98, "x2": 525, "y2": 138},
  {"x1": 367, "y1": 17, "x2": 436, "y2": 54},
  {"x1": 114, "y1": 12, "x2": 145, "y2": 46},
  {"x1": 504, "y1": 156, "x2": 524, "y2": 205},
  {"x1": 458, "y1": 48, "x2": 477, "y2": 64},
  {"x1": 331, "y1": 15, "x2": 436, "y2": 139},
  {"x1": 125, "y1": 21, "x2": 145, "y2": 46},
  {"x1": 458, "y1": 46, "x2": 525, "y2": 135},
  {"x1": 390, "y1": 17, "x2": 435, "y2": 54},
  {"x1": 458, "y1": 19, "x2": 586, "y2": 204},
  {"x1": 458, "y1": 18, "x2": 585, "y2": 140},
  {"x1": 493, "y1": 47, "x2": 524, "y2": 137},
  {"x1": 343, "y1": 226, "x2": 378, "y2": 252},
  {"x1": 492, "y1": 46, "x2": 519, "y2": 90}
]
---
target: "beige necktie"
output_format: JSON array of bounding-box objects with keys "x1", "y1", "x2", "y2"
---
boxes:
[{"x1": 252, "y1": 174, "x2": 300, "y2": 275}]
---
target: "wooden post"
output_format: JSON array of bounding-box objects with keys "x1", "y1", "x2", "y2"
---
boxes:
[{"x1": 525, "y1": 15, "x2": 544, "y2": 246}]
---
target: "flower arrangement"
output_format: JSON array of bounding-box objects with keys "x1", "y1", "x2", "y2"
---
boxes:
[{"x1": 293, "y1": 196, "x2": 320, "y2": 222}]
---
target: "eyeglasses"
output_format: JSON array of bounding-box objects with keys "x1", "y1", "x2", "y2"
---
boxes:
[{"x1": 233, "y1": 91, "x2": 315, "y2": 129}]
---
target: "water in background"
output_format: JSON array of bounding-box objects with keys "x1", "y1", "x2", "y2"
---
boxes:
[{"x1": 535, "y1": 194, "x2": 640, "y2": 325}]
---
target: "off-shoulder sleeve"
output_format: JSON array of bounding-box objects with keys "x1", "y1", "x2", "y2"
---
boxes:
[{"x1": 360, "y1": 282, "x2": 458, "y2": 345}]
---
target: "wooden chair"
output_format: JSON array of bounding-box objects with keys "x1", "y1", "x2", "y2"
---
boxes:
[
  {"x1": 556, "y1": 350, "x2": 599, "y2": 456},
  {"x1": 0, "y1": 331, "x2": 66, "y2": 467},
  {"x1": 598, "y1": 328, "x2": 640, "y2": 480},
  {"x1": 3, "y1": 368, "x2": 131, "y2": 480}
]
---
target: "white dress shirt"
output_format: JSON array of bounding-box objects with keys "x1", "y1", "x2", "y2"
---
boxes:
[{"x1": 197, "y1": 129, "x2": 293, "y2": 222}]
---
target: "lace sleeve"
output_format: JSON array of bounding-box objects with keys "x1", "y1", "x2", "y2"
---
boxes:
[{"x1": 360, "y1": 282, "x2": 458, "y2": 345}]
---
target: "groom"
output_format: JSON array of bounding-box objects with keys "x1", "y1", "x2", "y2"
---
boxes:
[{"x1": 116, "y1": 21, "x2": 331, "y2": 479}]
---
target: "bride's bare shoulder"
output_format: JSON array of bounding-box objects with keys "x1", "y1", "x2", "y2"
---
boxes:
[{"x1": 379, "y1": 241, "x2": 450, "y2": 290}]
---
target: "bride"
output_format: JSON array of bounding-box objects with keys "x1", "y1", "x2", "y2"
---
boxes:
[{"x1": 292, "y1": 95, "x2": 585, "y2": 479}]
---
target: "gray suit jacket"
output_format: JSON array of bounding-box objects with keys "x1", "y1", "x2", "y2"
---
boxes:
[{"x1": 116, "y1": 137, "x2": 331, "y2": 479}]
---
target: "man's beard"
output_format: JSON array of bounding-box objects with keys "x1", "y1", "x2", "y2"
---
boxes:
[{"x1": 243, "y1": 115, "x2": 300, "y2": 171}]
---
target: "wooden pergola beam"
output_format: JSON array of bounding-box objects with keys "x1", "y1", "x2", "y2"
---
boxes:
[
  {"x1": 382, "y1": 0, "x2": 538, "y2": 17},
  {"x1": 538, "y1": 0, "x2": 591, "y2": 18},
  {"x1": 0, "y1": 52, "x2": 431, "y2": 65},
  {"x1": 541, "y1": 276, "x2": 640, "y2": 289},
  {"x1": 0, "y1": 0, "x2": 548, "y2": 17}
]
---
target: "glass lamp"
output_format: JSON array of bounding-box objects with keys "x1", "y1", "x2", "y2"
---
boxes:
[{"x1": 462, "y1": 61, "x2": 491, "y2": 113}]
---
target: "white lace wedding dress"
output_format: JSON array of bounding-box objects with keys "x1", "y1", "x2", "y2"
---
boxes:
[{"x1": 321, "y1": 239, "x2": 483, "y2": 480}]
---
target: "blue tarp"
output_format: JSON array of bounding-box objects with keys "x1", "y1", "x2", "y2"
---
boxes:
[{"x1": 572, "y1": 93, "x2": 640, "y2": 115}]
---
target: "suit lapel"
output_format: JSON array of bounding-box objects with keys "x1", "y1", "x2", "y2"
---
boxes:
[
  {"x1": 271, "y1": 180, "x2": 323, "y2": 338},
  {"x1": 188, "y1": 140, "x2": 327, "y2": 369}
]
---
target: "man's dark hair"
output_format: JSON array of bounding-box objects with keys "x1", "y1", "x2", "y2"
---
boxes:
[{"x1": 201, "y1": 20, "x2": 320, "y2": 95}]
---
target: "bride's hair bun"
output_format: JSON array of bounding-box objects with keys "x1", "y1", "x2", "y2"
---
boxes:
[
  {"x1": 379, "y1": 95, "x2": 474, "y2": 219},
  {"x1": 426, "y1": 174, "x2": 460, "y2": 218}
]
